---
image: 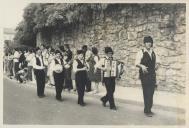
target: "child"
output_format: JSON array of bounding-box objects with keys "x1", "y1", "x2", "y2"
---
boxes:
[
  {"x1": 135, "y1": 36, "x2": 160, "y2": 117},
  {"x1": 96, "y1": 47, "x2": 117, "y2": 110},
  {"x1": 16, "y1": 68, "x2": 28, "y2": 84},
  {"x1": 72, "y1": 50, "x2": 88, "y2": 106}
]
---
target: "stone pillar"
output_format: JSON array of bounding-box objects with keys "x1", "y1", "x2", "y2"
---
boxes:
[{"x1": 36, "y1": 32, "x2": 43, "y2": 47}]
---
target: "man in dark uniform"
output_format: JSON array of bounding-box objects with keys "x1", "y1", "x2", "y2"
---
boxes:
[
  {"x1": 96, "y1": 47, "x2": 117, "y2": 110},
  {"x1": 51, "y1": 50, "x2": 64, "y2": 101},
  {"x1": 135, "y1": 36, "x2": 160, "y2": 117},
  {"x1": 32, "y1": 48, "x2": 46, "y2": 98},
  {"x1": 73, "y1": 50, "x2": 88, "y2": 106},
  {"x1": 82, "y1": 45, "x2": 92, "y2": 92}
]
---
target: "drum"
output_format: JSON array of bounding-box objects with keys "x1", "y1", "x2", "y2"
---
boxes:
[
  {"x1": 64, "y1": 64, "x2": 70, "y2": 69},
  {"x1": 54, "y1": 64, "x2": 63, "y2": 73}
]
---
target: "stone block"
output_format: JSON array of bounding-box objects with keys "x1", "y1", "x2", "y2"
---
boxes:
[
  {"x1": 127, "y1": 25, "x2": 135, "y2": 32},
  {"x1": 173, "y1": 34, "x2": 185, "y2": 42},
  {"x1": 175, "y1": 25, "x2": 186, "y2": 34},
  {"x1": 118, "y1": 29, "x2": 128, "y2": 40},
  {"x1": 127, "y1": 32, "x2": 137, "y2": 41},
  {"x1": 166, "y1": 69, "x2": 177, "y2": 76},
  {"x1": 154, "y1": 47, "x2": 169, "y2": 57},
  {"x1": 169, "y1": 62, "x2": 183, "y2": 70}
]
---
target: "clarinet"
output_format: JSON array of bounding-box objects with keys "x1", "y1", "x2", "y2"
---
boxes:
[{"x1": 83, "y1": 59, "x2": 89, "y2": 71}]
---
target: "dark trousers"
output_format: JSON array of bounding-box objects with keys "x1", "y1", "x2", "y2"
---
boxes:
[
  {"x1": 64, "y1": 79, "x2": 73, "y2": 90},
  {"x1": 76, "y1": 81, "x2": 86, "y2": 104},
  {"x1": 64, "y1": 68, "x2": 73, "y2": 90},
  {"x1": 44, "y1": 66, "x2": 48, "y2": 83},
  {"x1": 141, "y1": 75, "x2": 156, "y2": 113},
  {"x1": 14, "y1": 62, "x2": 19, "y2": 79},
  {"x1": 76, "y1": 73, "x2": 87, "y2": 104},
  {"x1": 85, "y1": 77, "x2": 91, "y2": 91},
  {"x1": 54, "y1": 72, "x2": 64, "y2": 99},
  {"x1": 34, "y1": 69, "x2": 46, "y2": 96},
  {"x1": 101, "y1": 77, "x2": 116, "y2": 108},
  {"x1": 27, "y1": 66, "x2": 33, "y2": 81}
]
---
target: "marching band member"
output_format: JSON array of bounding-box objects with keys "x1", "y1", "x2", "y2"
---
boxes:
[
  {"x1": 135, "y1": 36, "x2": 160, "y2": 117},
  {"x1": 72, "y1": 50, "x2": 88, "y2": 106},
  {"x1": 32, "y1": 48, "x2": 46, "y2": 98},
  {"x1": 96, "y1": 47, "x2": 117, "y2": 110},
  {"x1": 82, "y1": 45, "x2": 92, "y2": 92},
  {"x1": 51, "y1": 50, "x2": 64, "y2": 101}
]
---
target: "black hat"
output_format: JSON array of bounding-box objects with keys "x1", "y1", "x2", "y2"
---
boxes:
[
  {"x1": 104, "y1": 47, "x2": 113, "y2": 54},
  {"x1": 34, "y1": 47, "x2": 41, "y2": 53},
  {"x1": 82, "y1": 45, "x2": 87, "y2": 50},
  {"x1": 59, "y1": 45, "x2": 65, "y2": 52},
  {"x1": 77, "y1": 50, "x2": 84, "y2": 55},
  {"x1": 143, "y1": 36, "x2": 153, "y2": 44},
  {"x1": 55, "y1": 50, "x2": 61, "y2": 54}
]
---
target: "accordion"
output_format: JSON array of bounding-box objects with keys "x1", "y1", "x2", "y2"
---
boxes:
[{"x1": 103, "y1": 59, "x2": 124, "y2": 78}]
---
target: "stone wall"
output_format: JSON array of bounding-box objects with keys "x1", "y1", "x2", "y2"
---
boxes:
[{"x1": 37, "y1": 4, "x2": 186, "y2": 93}]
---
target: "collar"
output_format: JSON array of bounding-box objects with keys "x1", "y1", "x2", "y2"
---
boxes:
[
  {"x1": 143, "y1": 48, "x2": 153, "y2": 53},
  {"x1": 105, "y1": 56, "x2": 113, "y2": 60}
]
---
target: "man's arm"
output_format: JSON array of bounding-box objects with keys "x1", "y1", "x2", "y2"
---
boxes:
[{"x1": 135, "y1": 50, "x2": 148, "y2": 73}]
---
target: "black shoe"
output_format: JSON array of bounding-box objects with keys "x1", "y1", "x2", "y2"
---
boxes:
[
  {"x1": 110, "y1": 106, "x2": 117, "y2": 110},
  {"x1": 86, "y1": 89, "x2": 92, "y2": 92},
  {"x1": 38, "y1": 95, "x2": 46, "y2": 98},
  {"x1": 144, "y1": 112, "x2": 153, "y2": 117},
  {"x1": 56, "y1": 97, "x2": 63, "y2": 102},
  {"x1": 79, "y1": 102, "x2": 86, "y2": 107},
  {"x1": 100, "y1": 98, "x2": 106, "y2": 107},
  {"x1": 149, "y1": 111, "x2": 155, "y2": 115}
]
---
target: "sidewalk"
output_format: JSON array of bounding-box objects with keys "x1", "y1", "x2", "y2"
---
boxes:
[
  {"x1": 95, "y1": 84, "x2": 185, "y2": 111},
  {"x1": 5, "y1": 76, "x2": 185, "y2": 111}
]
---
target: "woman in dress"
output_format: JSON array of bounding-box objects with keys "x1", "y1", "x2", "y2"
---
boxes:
[{"x1": 88, "y1": 47, "x2": 101, "y2": 94}]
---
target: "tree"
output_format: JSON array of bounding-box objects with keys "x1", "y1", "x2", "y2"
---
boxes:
[{"x1": 14, "y1": 3, "x2": 109, "y2": 47}]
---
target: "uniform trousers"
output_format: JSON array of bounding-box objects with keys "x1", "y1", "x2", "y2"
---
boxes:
[
  {"x1": 140, "y1": 74, "x2": 156, "y2": 113},
  {"x1": 34, "y1": 69, "x2": 46, "y2": 96},
  {"x1": 101, "y1": 77, "x2": 116, "y2": 108},
  {"x1": 53, "y1": 71, "x2": 64, "y2": 99},
  {"x1": 75, "y1": 71, "x2": 87, "y2": 104}
]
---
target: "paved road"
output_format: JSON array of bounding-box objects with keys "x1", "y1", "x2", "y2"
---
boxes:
[{"x1": 3, "y1": 77, "x2": 185, "y2": 125}]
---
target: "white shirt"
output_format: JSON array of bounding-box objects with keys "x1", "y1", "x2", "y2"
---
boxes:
[
  {"x1": 93, "y1": 55, "x2": 100, "y2": 69},
  {"x1": 32, "y1": 55, "x2": 45, "y2": 70},
  {"x1": 96, "y1": 55, "x2": 109, "y2": 67},
  {"x1": 50, "y1": 58, "x2": 63, "y2": 69},
  {"x1": 13, "y1": 51, "x2": 20, "y2": 62},
  {"x1": 135, "y1": 48, "x2": 160, "y2": 67},
  {"x1": 26, "y1": 53, "x2": 35, "y2": 66}
]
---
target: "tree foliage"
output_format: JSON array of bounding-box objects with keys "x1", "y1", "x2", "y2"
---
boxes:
[{"x1": 14, "y1": 3, "x2": 109, "y2": 46}]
